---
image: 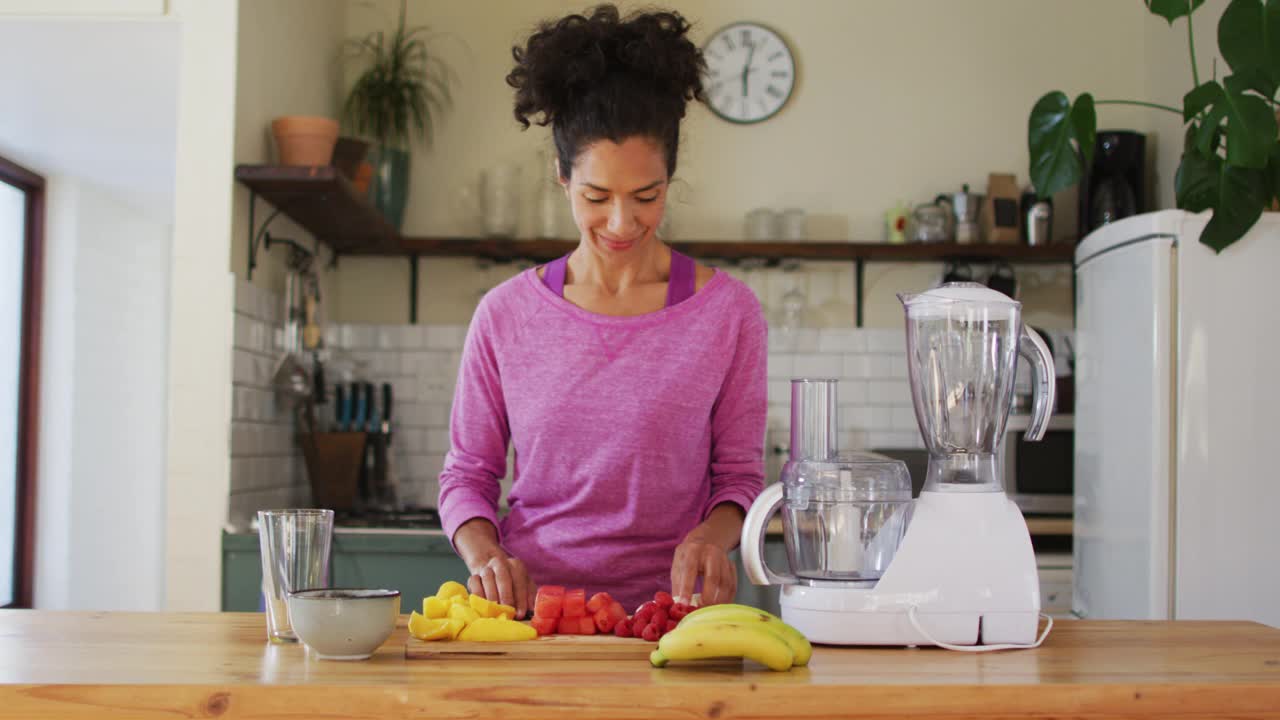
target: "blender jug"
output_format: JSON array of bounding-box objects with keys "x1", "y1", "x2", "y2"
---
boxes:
[
  {"x1": 897, "y1": 283, "x2": 1055, "y2": 492},
  {"x1": 741, "y1": 380, "x2": 913, "y2": 586}
]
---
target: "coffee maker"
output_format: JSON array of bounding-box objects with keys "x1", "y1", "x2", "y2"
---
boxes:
[
  {"x1": 742, "y1": 283, "x2": 1055, "y2": 648},
  {"x1": 1079, "y1": 130, "x2": 1146, "y2": 236}
]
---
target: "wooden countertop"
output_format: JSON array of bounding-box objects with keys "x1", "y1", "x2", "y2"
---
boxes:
[{"x1": 1, "y1": 611, "x2": 1278, "y2": 719}]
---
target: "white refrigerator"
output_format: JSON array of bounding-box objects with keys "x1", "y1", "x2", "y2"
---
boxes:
[{"x1": 1074, "y1": 209, "x2": 1280, "y2": 627}]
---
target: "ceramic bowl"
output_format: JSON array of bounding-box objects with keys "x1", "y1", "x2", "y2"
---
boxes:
[{"x1": 286, "y1": 588, "x2": 400, "y2": 660}]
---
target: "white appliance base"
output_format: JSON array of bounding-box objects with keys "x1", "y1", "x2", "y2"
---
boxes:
[{"x1": 783, "y1": 604, "x2": 1040, "y2": 646}]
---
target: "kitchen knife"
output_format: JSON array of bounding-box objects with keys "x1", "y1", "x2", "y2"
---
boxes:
[
  {"x1": 381, "y1": 382, "x2": 393, "y2": 444},
  {"x1": 351, "y1": 381, "x2": 366, "y2": 432},
  {"x1": 332, "y1": 384, "x2": 344, "y2": 432},
  {"x1": 365, "y1": 382, "x2": 378, "y2": 433}
]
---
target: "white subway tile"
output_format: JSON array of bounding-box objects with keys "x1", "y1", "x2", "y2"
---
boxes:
[
  {"x1": 376, "y1": 326, "x2": 399, "y2": 350},
  {"x1": 417, "y1": 377, "x2": 455, "y2": 404},
  {"x1": 793, "y1": 354, "x2": 842, "y2": 378},
  {"x1": 839, "y1": 430, "x2": 869, "y2": 452},
  {"x1": 768, "y1": 328, "x2": 819, "y2": 354},
  {"x1": 767, "y1": 353, "x2": 795, "y2": 379},
  {"x1": 323, "y1": 325, "x2": 342, "y2": 349},
  {"x1": 767, "y1": 404, "x2": 790, "y2": 428},
  {"x1": 767, "y1": 380, "x2": 790, "y2": 406},
  {"x1": 425, "y1": 428, "x2": 452, "y2": 454},
  {"x1": 817, "y1": 329, "x2": 865, "y2": 354},
  {"x1": 892, "y1": 406, "x2": 920, "y2": 431},
  {"x1": 232, "y1": 350, "x2": 255, "y2": 385},
  {"x1": 234, "y1": 280, "x2": 254, "y2": 315},
  {"x1": 891, "y1": 355, "x2": 908, "y2": 379},
  {"x1": 840, "y1": 406, "x2": 875, "y2": 430},
  {"x1": 421, "y1": 403, "x2": 450, "y2": 427},
  {"x1": 838, "y1": 380, "x2": 869, "y2": 404},
  {"x1": 864, "y1": 328, "x2": 905, "y2": 354},
  {"x1": 868, "y1": 380, "x2": 912, "y2": 405},
  {"x1": 425, "y1": 326, "x2": 467, "y2": 350}
]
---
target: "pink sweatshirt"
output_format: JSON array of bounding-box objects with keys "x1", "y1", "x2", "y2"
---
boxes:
[{"x1": 438, "y1": 267, "x2": 767, "y2": 610}]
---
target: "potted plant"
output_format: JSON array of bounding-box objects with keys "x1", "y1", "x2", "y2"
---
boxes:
[
  {"x1": 342, "y1": 0, "x2": 454, "y2": 230},
  {"x1": 1028, "y1": 0, "x2": 1279, "y2": 252}
]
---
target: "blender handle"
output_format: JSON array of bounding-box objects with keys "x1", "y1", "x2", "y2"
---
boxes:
[
  {"x1": 740, "y1": 483, "x2": 796, "y2": 586},
  {"x1": 1018, "y1": 326, "x2": 1057, "y2": 441}
]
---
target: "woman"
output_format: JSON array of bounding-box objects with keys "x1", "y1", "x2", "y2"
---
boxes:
[{"x1": 438, "y1": 5, "x2": 766, "y2": 617}]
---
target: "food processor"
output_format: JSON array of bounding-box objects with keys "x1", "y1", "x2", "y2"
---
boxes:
[{"x1": 741, "y1": 283, "x2": 1055, "y2": 648}]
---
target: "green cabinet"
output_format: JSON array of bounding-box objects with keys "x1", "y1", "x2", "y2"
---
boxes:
[
  {"x1": 222, "y1": 531, "x2": 787, "y2": 616},
  {"x1": 222, "y1": 531, "x2": 467, "y2": 612}
]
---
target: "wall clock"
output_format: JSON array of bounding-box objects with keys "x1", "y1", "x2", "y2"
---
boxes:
[{"x1": 701, "y1": 22, "x2": 796, "y2": 124}]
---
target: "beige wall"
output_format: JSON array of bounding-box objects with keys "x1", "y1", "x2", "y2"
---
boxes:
[
  {"x1": 230, "y1": 0, "x2": 346, "y2": 304},
  {"x1": 241, "y1": 0, "x2": 1222, "y2": 329}
]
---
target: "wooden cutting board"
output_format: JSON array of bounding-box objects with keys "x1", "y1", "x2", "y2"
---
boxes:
[{"x1": 405, "y1": 633, "x2": 656, "y2": 661}]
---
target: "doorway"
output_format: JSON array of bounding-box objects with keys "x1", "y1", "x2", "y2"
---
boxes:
[{"x1": 0, "y1": 154, "x2": 43, "y2": 609}]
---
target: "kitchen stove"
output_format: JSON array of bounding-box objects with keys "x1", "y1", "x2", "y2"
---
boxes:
[{"x1": 333, "y1": 507, "x2": 441, "y2": 530}]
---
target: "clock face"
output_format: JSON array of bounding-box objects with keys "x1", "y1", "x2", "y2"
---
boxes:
[{"x1": 701, "y1": 22, "x2": 795, "y2": 124}]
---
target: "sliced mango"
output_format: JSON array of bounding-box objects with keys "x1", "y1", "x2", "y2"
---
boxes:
[
  {"x1": 448, "y1": 603, "x2": 481, "y2": 626},
  {"x1": 408, "y1": 612, "x2": 454, "y2": 641},
  {"x1": 450, "y1": 594, "x2": 467, "y2": 606},
  {"x1": 444, "y1": 617, "x2": 466, "y2": 640},
  {"x1": 457, "y1": 617, "x2": 537, "y2": 642},
  {"x1": 492, "y1": 602, "x2": 517, "y2": 619},
  {"x1": 468, "y1": 593, "x2": 495, "y2": 618},
  {"x1": 423, "y1": 595, "x2": 450, "y2": 619},
  {"x1": 436, "y1": 581, "x2": 469, "y2": 602}
]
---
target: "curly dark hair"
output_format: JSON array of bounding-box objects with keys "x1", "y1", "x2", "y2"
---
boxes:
[{"x1": 507, "y1": 4, "x2": 705, "y2": 179}]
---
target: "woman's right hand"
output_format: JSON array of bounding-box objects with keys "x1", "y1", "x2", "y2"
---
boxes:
[
  {"x1": 453, "y1": 518, "x2": 534, "y2": 619},
  {"x1": 467, "y1": 553, "x2": 534, "y2": 619}
]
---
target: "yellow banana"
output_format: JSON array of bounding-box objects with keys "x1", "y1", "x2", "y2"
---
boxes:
[
  {"x1": 653, "y1": 621, "x2": 795, "y2": 672},
  {"x1": 678, "y1": 604, "x2": 812, "y2": 666}
]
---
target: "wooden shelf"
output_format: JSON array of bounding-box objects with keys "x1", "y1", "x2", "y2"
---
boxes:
[
  {"x1": 235, "y1": 165, "x2": 399, "y2": 254},
  {"x1": 356, "y1": 236, "x2": 1076, "y2": 264},
  {"x1": 234, "y1": 165, "x2": 1077, "y2": 265}
]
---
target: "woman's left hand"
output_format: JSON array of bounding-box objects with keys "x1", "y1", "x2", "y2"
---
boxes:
[{"x1": 670, "y1": 534, "x2": 737, "y2": 607}]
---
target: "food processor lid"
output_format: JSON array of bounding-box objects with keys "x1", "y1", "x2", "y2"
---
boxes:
[
  {"x1": 783, "y1": 451, "x2": 913, "y2": 501},
  {"x1": 900, "y1": 282, "x2": 1019, "y2": 319}
]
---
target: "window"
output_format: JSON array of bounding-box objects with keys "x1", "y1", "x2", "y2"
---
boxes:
[{"x1": 0, "y1": 155, "x2": 43, "y2": 609}]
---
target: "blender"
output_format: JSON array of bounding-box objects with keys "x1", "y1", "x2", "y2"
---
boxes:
[{"x1": 741, "y1": 282, "x2": 1055, "y2": 648}]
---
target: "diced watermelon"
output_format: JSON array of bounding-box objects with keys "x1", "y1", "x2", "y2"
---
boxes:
[
  {"x1": 614, "y1": 618, "x2": 633, "y2": 638},
  {"x1": 653, "y1": 591, "x2": 674, "y2": 608},
  {"x1": 640, "y1": 622, "x2": 661, "y2": 642},
  {"x1": 669, "y1": 602, "x2": 693, "y2": 621},
  {"x1": 586, "y1": 591, "x2": 613, "y2": 614},
  {"x1": 531, "y1": 617, "x2": 558, "y2": 636},
  {"x1": 665, "y1": 619, "x2": 678, "y2": 633},
  {"x1": 563, "y1": 588, "x2": 586, "y2": 618},
  {"x1": 578, "y1": 615, "x2": 597, "y2": 635},
  {"x1": 557, "y1": 616, "x2": 579, "y2": 635},
  {"x1": 534, "y1": 586, "x2": 565, "y2": 619}
]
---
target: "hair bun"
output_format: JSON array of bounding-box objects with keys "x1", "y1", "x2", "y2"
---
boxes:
[{"x1": 508, "y1": 5, "x2": 705, "y2": 129}]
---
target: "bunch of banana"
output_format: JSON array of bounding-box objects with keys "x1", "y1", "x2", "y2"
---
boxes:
[{"x1": 648, "y1": 603, "x2": 812, "y2": 672}]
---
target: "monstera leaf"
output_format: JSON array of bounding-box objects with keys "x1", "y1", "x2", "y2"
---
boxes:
[
  {"x1": 1218, "y1": 0, "x2": 1280, "y2": 98},
  {"x1": 1146, "y1": 0, "x2": 1205, "y2": 24},
  {"x1": 1027, "y1": 91, "x2": 1096, "y2": 198},
  {"x1": 1176, "y1": 124, "x2": 1271, "y2": 253},
  {"x1": 1182, "y1": 77, "x2": 1277, "y2": 168}
]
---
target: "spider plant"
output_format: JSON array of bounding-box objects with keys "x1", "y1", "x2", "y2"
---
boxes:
[{"x1": 342, "y1": 0, "x2": 455, "y2": 149}]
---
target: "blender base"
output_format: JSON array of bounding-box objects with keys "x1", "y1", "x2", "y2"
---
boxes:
[{"x1": 774, "y1": 491, "x2": 1042, "y2": 647}]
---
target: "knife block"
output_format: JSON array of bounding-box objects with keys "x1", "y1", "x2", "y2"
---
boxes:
[{"x1": 300, "y1": 431, "x2": 366, "y2": 511}]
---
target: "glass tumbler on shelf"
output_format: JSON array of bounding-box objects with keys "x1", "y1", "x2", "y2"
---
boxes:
[
  {"x1": 480, "y1": 163, "x2": 521, "y2": 238},
  {"x1": 745, "y1": 208, "x2": 779, "y2": 241},
  {"x1": 257, "y1": 509, "x2": 334, "y2": 643}
]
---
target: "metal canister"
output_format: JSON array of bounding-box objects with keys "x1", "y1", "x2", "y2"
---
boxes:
[{"x1": 1026, "y1": 201, "x2": 1053, "y2": 246}]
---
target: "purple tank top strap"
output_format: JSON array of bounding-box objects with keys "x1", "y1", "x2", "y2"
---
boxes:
[
  {"x1": 542, "y1": 253, "x2": 570, "y2": 296},
  {"x1": 664, "y1": 250, "x2": 697, "y2": 307}
]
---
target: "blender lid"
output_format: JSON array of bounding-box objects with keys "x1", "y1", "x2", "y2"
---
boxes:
[{"x1": 900, "y1": 282, "x2": 1019, "y2": 319}]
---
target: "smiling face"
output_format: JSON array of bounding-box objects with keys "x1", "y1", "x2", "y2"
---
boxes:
[{"x1": 560, "y1": 136, "x2": 668, "y2": 256}]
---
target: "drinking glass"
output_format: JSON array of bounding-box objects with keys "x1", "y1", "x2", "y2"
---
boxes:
[{"x1": 257, "y1": 509, "x2": 334, "y2": 643}]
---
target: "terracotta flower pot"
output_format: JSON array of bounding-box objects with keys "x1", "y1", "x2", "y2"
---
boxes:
[{"x1": 271, "y1": 116, "x2": 339, "y2": 166}]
